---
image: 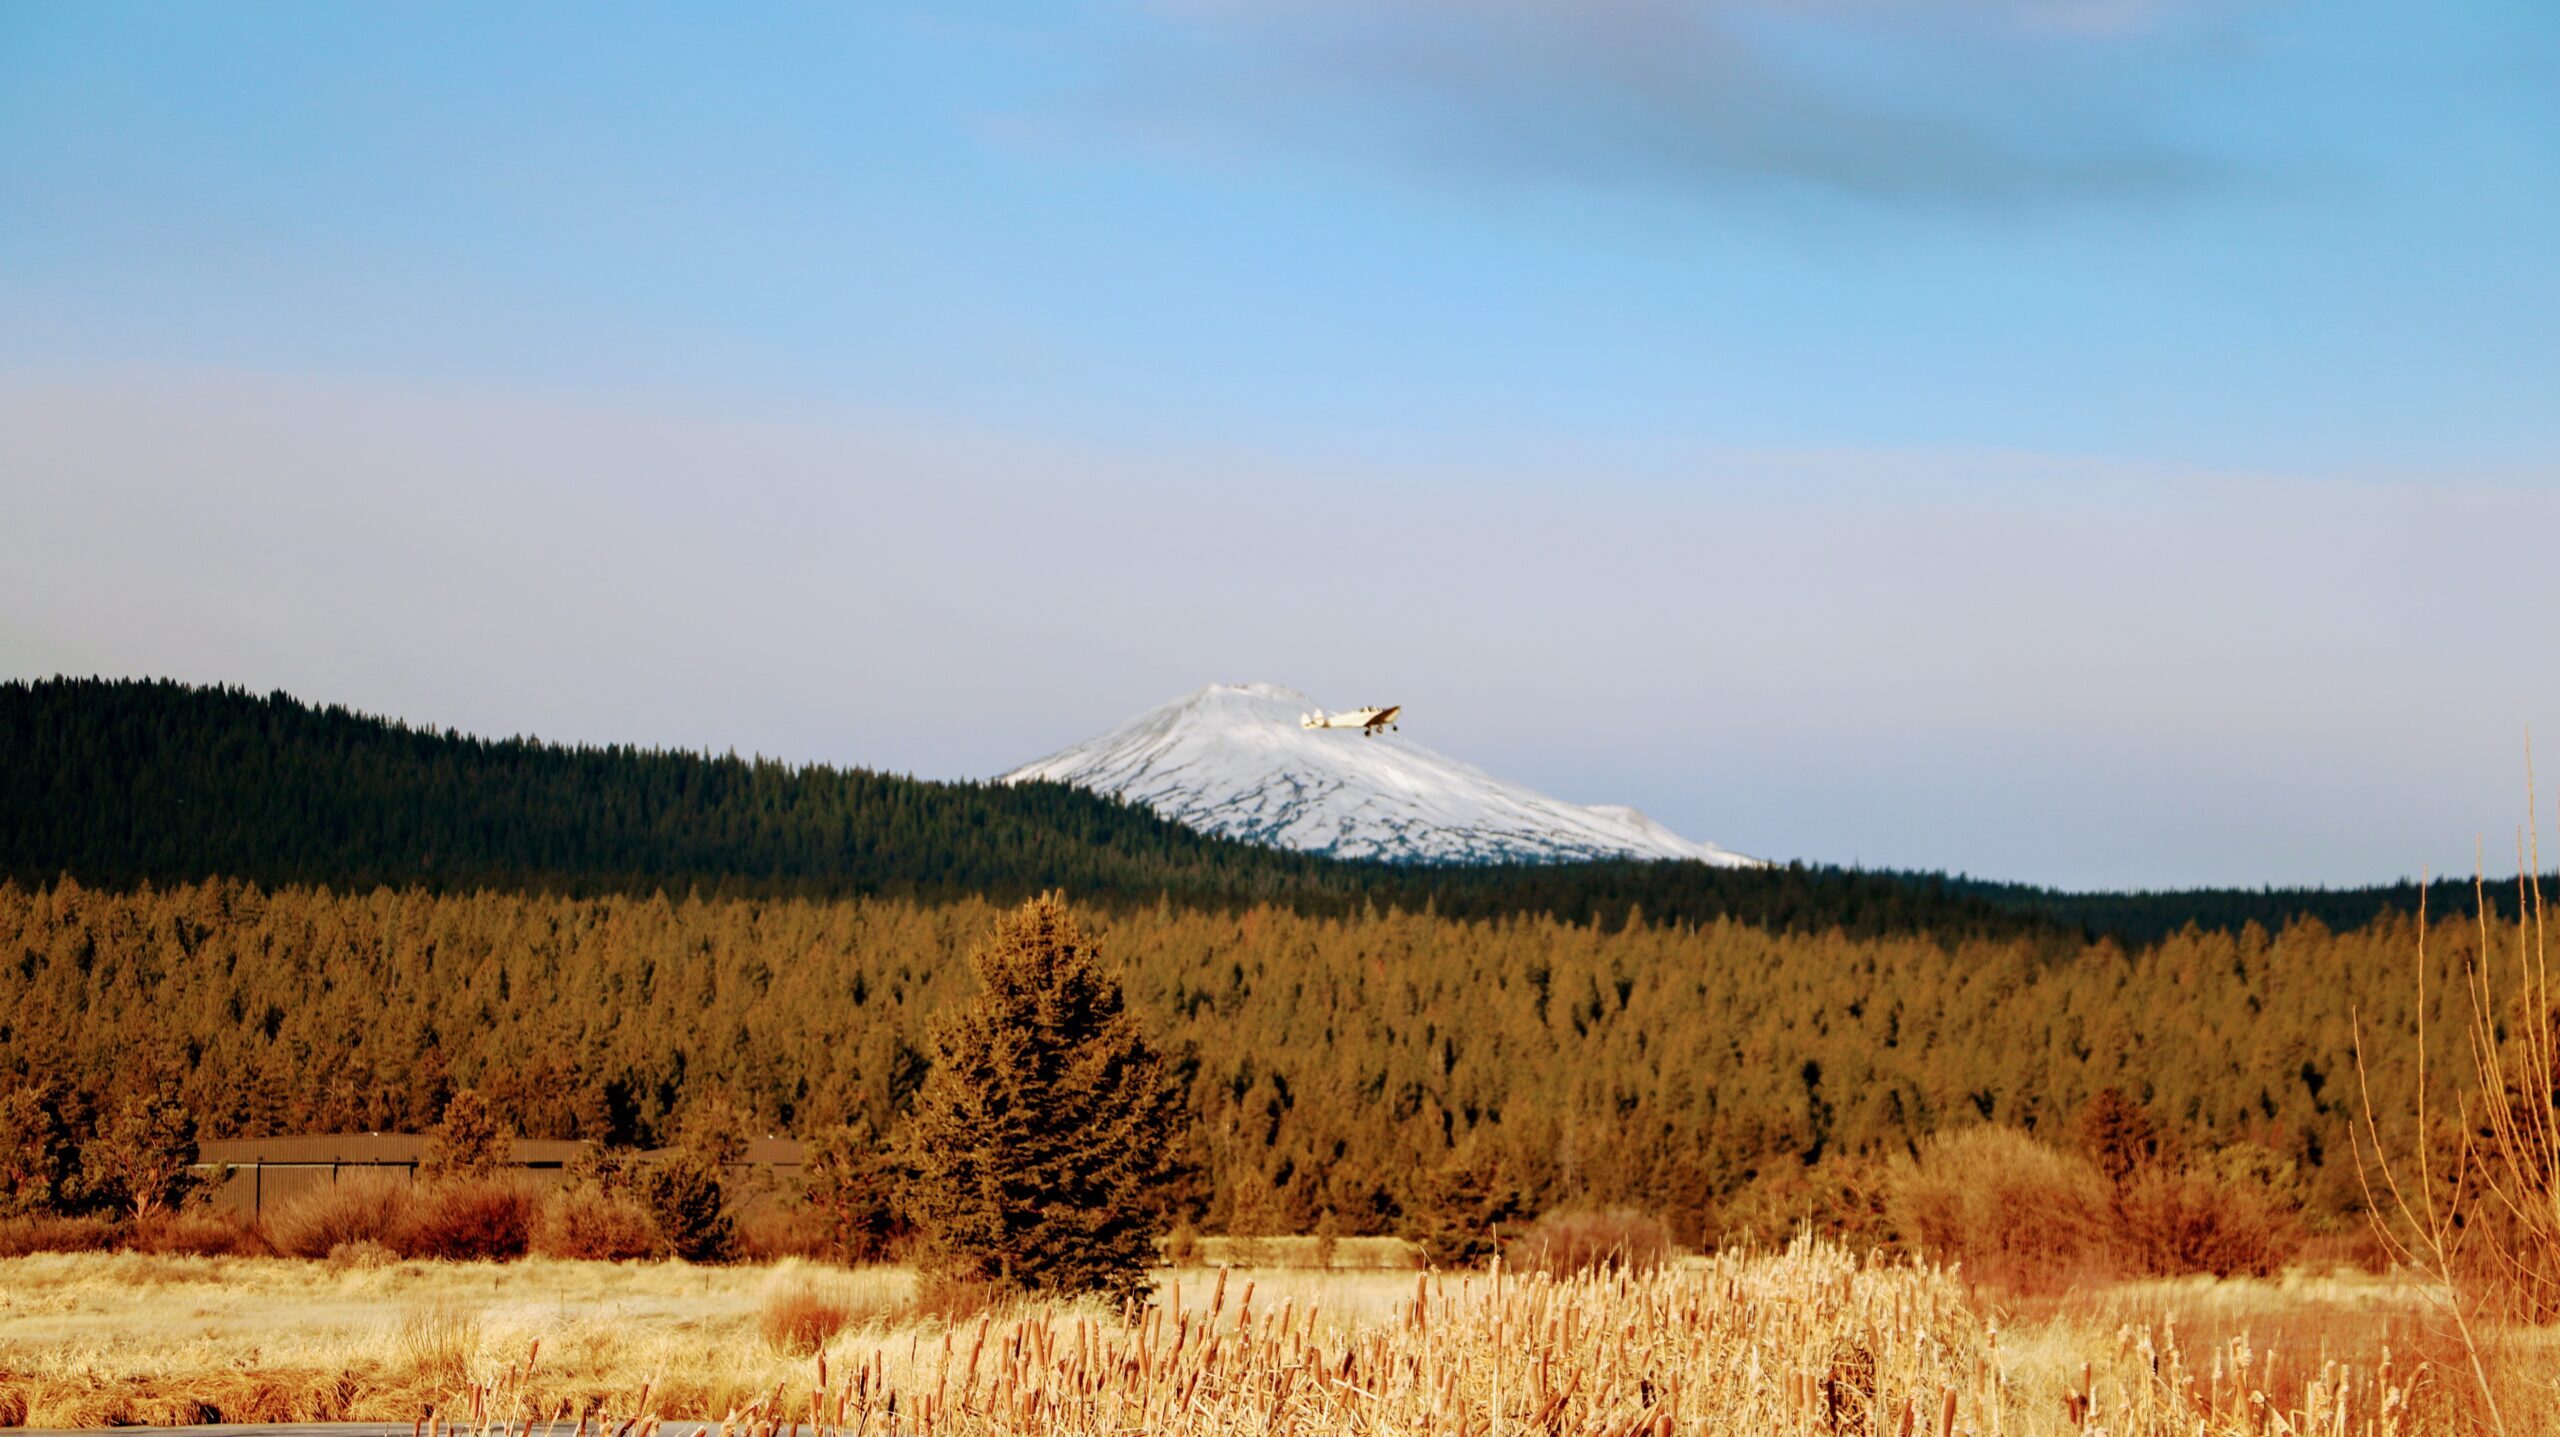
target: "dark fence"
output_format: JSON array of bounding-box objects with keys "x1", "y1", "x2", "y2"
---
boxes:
[{"x1": 193, "y1": 1135, "x2": 807, "y2": 1222}]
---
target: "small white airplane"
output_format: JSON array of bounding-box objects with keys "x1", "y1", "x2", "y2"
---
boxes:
[{"x1": 1301, "y1": 703, "x2": 1402, "y2": 736}]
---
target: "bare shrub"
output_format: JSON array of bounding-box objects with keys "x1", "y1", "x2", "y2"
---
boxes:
[
  {"x1": 0, "y1": 1213, "x2": 119, "y2": 1256},
  {"x1": 531, "y1": 1183, "x2": 660, "y2": 1261},
  {"x1": 2114, "y1": 1151, "x2": 2304, "y2": 1278},
  {"x1": 395, "y1": 1177, "x2": 538, "y2": 1261},
  {"x1": 1509, "y1": 1207, "x2": 1674, "y2": 1276},
  {"x1": 2356, "y1": 857, "x2": 2560, "y2": 1432},
  {"x1": 1887, "y1": 1125, "x2": 2117, "y2": 1293},
  {"x1": 264, "y1": 1172, "x2": 415, "y2": 1258},
  {"x1": 758, "y1": 1277, "x2": 855, "y2": 1356},
  {"x1": 130, "y1": 1208, "x2": 269, "y2": 1257}
]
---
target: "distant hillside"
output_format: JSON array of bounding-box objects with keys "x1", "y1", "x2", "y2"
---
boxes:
[
  {"x1": 1953, "y1": 873, "x2": 2552, "y2": 948},
  {"x1": 0, "y1": 678, "x2": 2048, "y2": 942}
]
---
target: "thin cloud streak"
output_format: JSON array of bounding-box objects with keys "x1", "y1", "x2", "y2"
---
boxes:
[{"x1": 1121, "y1": 0, "x2": 2226, "y2": 207}]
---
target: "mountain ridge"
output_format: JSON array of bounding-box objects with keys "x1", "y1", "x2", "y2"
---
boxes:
[
  {"x1": 1002, "y1": 682, "x2": 1756, "y2": 867},
  {"x1": 8, "y1": 674, "x2": 2485, "y2": 946}
]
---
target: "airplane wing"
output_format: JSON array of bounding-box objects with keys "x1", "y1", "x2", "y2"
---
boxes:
[{"x1": 1302, "y1": 704, "x2": 1401, "y2": 731}]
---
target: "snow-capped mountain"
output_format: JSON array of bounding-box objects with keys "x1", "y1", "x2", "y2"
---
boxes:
[{"x1": 1000, "y1": 682, "x2": 1757, "y2": 867}]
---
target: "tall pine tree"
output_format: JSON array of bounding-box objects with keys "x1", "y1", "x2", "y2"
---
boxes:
[{"x1": 901, "y1": 893, "x2": 1185, "y2": 1303}]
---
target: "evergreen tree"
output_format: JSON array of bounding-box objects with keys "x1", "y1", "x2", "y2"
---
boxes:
[
  {"x1": 805, "y1": 1115, "x2": 900, "y2": 1264},
  {"x1": 901, "y1": 893, "x2": 1185, "y2": 1303},
  {"x1": 2077, "y1": 1087, "x2": 2164, "y2": 1188},
  {"x1": 82, "y1": 1083, "x2": 202, "y2": 1219},
  {"x1": 677, "y1": 1087, "x2": 751, "y2": 1166},
  {"x1": 645, "y1": 1154, "x2": 734, "y2": 1263},
  {"x1": 420, "y1": 1088, "x2": 508, "y2": 1178},
  {"x1": 643, "y1": 1089, "x2": 747, "y2": 1262},
  {"x1": 1404, "y1": 1142, "x2": 1526, "y2": 1270},
  {"x1": 0, "y1": 1084, "x2": 79, "y2": 1217}
]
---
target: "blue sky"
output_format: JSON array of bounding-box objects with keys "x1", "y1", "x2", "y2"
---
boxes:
[{"x1": 4, "y1": 1, "x2": 2557, "y2": 887}]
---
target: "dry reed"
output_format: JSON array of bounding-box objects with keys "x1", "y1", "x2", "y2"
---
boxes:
[
  {"x1": 2353, "y1": 769, "x2": 2560, "y2": 1435},
  {"x1": 394, "y1": 1242, "x2": 2427, "y2": 1437}
]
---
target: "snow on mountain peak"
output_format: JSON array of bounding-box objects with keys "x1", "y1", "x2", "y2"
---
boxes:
[{"x1": 999, "y1": 682, "x2": 1757, "y2": 867}]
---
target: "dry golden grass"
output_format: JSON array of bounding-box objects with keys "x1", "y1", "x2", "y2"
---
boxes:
[
  {"x1": 0, "y1": 1251, "x2": 915, "y2": 1426},
  {"x1": 1190, "y1": 1234, "x2": 1416, "y2": 1270},
  {"x1": 2, "y1": 1242, "x2": 2516, "y2": 1433}
]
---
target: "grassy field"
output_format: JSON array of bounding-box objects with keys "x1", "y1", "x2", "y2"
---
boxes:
[{"x1": 0, "y1": 1243, "x2": 2508, "y2": 1434}]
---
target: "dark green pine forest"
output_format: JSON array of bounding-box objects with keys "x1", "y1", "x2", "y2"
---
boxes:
[
  {"x1": 0, "y1": 677, "x2": 2056, "y2": 939},
  {"x1": 0, "y1": 678, "x2": 2489, "y2": 941}
]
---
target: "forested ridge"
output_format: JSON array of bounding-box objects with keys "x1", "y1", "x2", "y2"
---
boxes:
[
  {"x1": 4, "y1": 677, "x2": 2504, "y2": 1245},
  {"x1": 1, "y1": 677, "x2": 2048, "y2": 941},
  {"x1": 0, "y1": 878, "x2": 2469, "y2": 1241},
  {"x1": 7, "y1": 676, "x2": 2496, "y2": 943}
]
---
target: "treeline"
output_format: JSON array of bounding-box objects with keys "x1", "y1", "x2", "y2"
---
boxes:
[
  {"x1": 0, "y1": 677, "x2": 2053, "y2": 942},
  {"x1": 0, "y1": 878, "x2": 2475, "y2": 1242},
  {"x1": 1952, "y1": 873, "x2": 2557, "y2": 947}
]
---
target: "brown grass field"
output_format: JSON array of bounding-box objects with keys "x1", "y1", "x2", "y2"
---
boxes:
[{"x1": 2, "y1": 1242, "x2": 2531, "y2": 1435}]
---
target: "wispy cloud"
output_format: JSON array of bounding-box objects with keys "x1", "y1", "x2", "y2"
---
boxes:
[{"x1": 1118, "y1": 0, "x2": 2228, "y2": 208}]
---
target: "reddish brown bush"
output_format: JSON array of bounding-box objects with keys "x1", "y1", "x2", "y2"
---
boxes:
[
  {"x1": 395, "y1": 1177, "x2": 538, "y2": 1261},
  {"x1": 263, "y1": 1172, "x2": 416, "y2": 1258},
  {"x1": 531, "y1": 1184, "x2": 661, "y2": 1261},
  {"x1": 1509, "y1": 1207, "x2": 1675, "y2": 1276},
  {"x1": 0, "y1": 1213, "x2": 120, "y2": 1256},
  {"x1": 2114, "y1": 1158, "x2": 2304, "y2": 1278},
  {"x1": 130, "y1": 1209, "x2": 269, "y2": 1257},
  {"x1": 1888, "y1": 1126, "x2": 2119, "y2": 1294},
  {"x1": 758, "y1": 1280, "x2": 855, "y2": 1356}
]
